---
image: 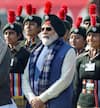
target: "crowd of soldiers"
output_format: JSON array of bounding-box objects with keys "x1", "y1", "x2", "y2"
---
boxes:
[{"x1": 0, "y1": 0, "x2": 100, "y2": 108}]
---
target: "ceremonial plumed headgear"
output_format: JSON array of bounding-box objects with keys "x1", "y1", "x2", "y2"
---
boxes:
[{"x1": 23, "y1": 4, "x2": 42, "y2": 26}]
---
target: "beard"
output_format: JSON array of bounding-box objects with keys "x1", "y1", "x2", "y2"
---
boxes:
[{"x1": 38, "y1": 32, "x2": 59, "y2": 46}]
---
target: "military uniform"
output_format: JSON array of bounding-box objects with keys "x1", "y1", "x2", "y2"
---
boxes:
[
  {"x1": 24, "y1": 36, "x2": 40, "y2": 52},
  {"x1": 9, "y1": 41, "x2": 30, "y2": 108},
  {"x1": 73, "y1": 50, "x2": 100, "y2": 108},
  {"x1": 3, "y1": 10, "x2": 30, "y2": 108},
  {"x1": 23, "y1": 4, "x2": 42, "y2": 53}
]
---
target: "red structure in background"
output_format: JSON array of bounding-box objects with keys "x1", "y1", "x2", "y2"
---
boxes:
[{"x1": 0, "y1": 0, "x2": 88, "y2": 22}]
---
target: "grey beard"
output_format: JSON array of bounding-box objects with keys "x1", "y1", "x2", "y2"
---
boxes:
[{"x1": 41, "y1": 33, "x2": 59, "y2": 46}]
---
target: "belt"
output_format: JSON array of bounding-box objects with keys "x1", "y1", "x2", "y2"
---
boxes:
[
  {"x1": 82, "y1": 79, "x2": 95, "y2": 94},
  {"x1": 82, "y1": 88, "x2": 94, "y2": 94}
]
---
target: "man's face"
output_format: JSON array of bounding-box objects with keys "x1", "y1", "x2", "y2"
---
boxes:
[
  {"x1": 24, "y1": 21, "x2": 40, "y2": 38},
  {"x1": 86, "y1": 32, "x2": 100, "y2": 49},
  {"x1": 39, "y1": 22, "x2": 58, "y2": 46},
  {"x1": 69, "y1": 33, "x2": 86, "y2": 50},
  {"x1": 4, "y1": 29, "x2": 19, "y2": 46}
]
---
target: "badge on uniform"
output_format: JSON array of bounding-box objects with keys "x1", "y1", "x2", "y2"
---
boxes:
[
  {"x1": 86, "y1": 82, "x2": 94, "y2": 91},
  {"x1": 10, "y1": 58, "x2": 14, "y2": 66},
  {"x1": 85, "y1": 62, "x2": 95, "y2": 71}
]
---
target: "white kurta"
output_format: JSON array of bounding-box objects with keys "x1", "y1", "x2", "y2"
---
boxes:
[{"x1": 22, "y1": 48, "x2": 76, "y2": 103}]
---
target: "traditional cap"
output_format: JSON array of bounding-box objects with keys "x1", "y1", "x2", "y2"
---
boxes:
[
  {"x1": 70, "y1": 16, "x2": 86, "y2": 39},
  {"x1": 83, "y1": 3, "x2": 96, "y2": 24},
  {"x1": 43, "y1": 0, "x2": 66, "y2": 37},
  {"x1": 3, "y1": 10, "x2": 24, "y2": 40},
  {"x1": 57, "y1": 7, "x2": 71, "y2": 30},
  {"x1": 87, "y1": 15, "x2": 100, "y2": 34},
  {"x1": 16, "y1": 5, "x2": 24, "y2": 24},
  {"x1": 83, "y1": 16, "x2": 90, "y2": 23},
  {"x1": 89, "y1": 3, "x2": 96, "y2": 16},
  {"x1": 83, "y1": 16, "x2": 100, "y2": 24},
  {"x1": 61, "y1": 4, "x2": 73, "y2": 27},
  {"x1": 23, "y1": 4, "x2": 42, "y2": 26}
]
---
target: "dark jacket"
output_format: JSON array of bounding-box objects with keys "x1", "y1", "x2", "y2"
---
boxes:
[
  {"x1": 31, "y1": 41, "x2": 73, "y2": 108},
  {"x1": 0, "y1": 48, "x2": 12, "y2": 105},
  {"x1": 48, "y1": 43, "x2": 73, "y2": 108},
  {"x1": 10, "y1": 47, "x2": 30, "y2": 74},
  {"x1": 9, "y1": 44, "x2": 30, "y2": 96},
  {"x1": 73, "y1": 52, "x2": 100, "y2": 107}
]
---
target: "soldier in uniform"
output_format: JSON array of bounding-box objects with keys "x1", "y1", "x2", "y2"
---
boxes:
[
  {"x1": 83, "y1": 16, "x2": 91, "y2": 30},
  {"x1": 0, "y1": 37, "x2": 17, "y2": 108},
  {"x1": 3, "y1": 10, "x2": 30, "y2": 108},
  {"x1": 69, "y1": 16, "x2": 86, "y2": 55},
  {"x1": 57, "y1": 6, "x2": 72, "y2": 43},
  {"x1": 59, "y1": 4, "x2": 73, "y2": 42},
  {"x1": 73, "y1": 15, "x2": 100, "y2": 108},
  {"x1": 23, "y1": 4, "x2": 42, "y2": 52},
  {"x1": 83, "y1": 3, "x2": 100, "y2": 30}
]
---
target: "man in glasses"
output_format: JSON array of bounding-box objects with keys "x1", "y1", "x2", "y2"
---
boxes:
[{"x1": 22, "y1": 14, "x2": 76, "y2": 108}]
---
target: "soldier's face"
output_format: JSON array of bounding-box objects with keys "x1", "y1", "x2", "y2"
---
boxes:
[
  {"x1": 69, "y1": 33, "x2": 86, "y2": 50},
  {"x1": 4, "y1": 29, "x2": 19, "y2": 46},
  {"x1": 86, "y1": 32, "x2": 100, "y2": 49},
  {"x1": 24, "y1": 21, "x2": 40, "y2": 37}
]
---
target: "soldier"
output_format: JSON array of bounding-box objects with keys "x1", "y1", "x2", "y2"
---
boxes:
[
  {"x1": 0, "y1": 37, "x2": 17, "y2": 108},
  {"x1": 83, "y1": 3, "x2": 97, "y2": 30},
  {"x1": 73, "y1": 15, "x2": 100, "y2": 108},
  {"x1": 83, "y1": 16, "x2": 91, "y2": 30},
  {"x1": 3, "y1": 10, "x2": 30, "y2": 108},
  {"x1": 69, "y1": 16, "x2": 86, "y2": 55},
  {"x1": 57, "y1": 6, "x2": 72, "y2": 42},
  {"x1": 23, "y1": 4, "x2": 42, "y2": 52}
]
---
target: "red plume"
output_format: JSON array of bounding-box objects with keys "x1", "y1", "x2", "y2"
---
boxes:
[
  {"x1": 61, "y1": 4, "x2": 68, "y2": 14},
  {"x1": 91, "y1": 15, "x2": 96, "y2": 26},
  {"x1": 8, "y1": 10, "x2": 16, "y2": 24},
  {"x1": 26, "y1": 4, "x2": 32, "y2": 15},
  {"x1": 89, "y1": 3, "x2": 96, "y2": 15},
  {"x1": 57, "y1": 8, "x2": 65, "y2": 20},
  {"x1": 32, "y1": 8, "x2": 36, "y2": 14},
  {"x1": 75, "y1": 16, "x2": 82, "y2": 28},
  {"x1": 44, "y1": 0, "x2": 52, "y2": 15},
  {"x1": 16, "y1": 5, "x2": 23, "y2": 16}
]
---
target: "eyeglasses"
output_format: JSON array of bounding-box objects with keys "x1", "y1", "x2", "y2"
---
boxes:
[{"x1": 41, "y1": 27, "x2": 52, "y2": 32}]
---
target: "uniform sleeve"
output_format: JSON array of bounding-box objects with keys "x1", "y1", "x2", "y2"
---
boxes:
[
  {"x1": 39, "y1": 48, "x2": 76, "y2": 103},
  {"x1": 22, "y1": 59, "x2": 36, "y2": 103}
]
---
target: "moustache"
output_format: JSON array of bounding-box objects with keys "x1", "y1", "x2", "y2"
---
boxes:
[{"x1": 42, "y1": 35, "x2": 50, "y2": 39}]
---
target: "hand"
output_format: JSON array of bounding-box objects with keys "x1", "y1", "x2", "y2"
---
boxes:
[{"x1": 31, "y1": 96, "x2": 46, "y2": 108}]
